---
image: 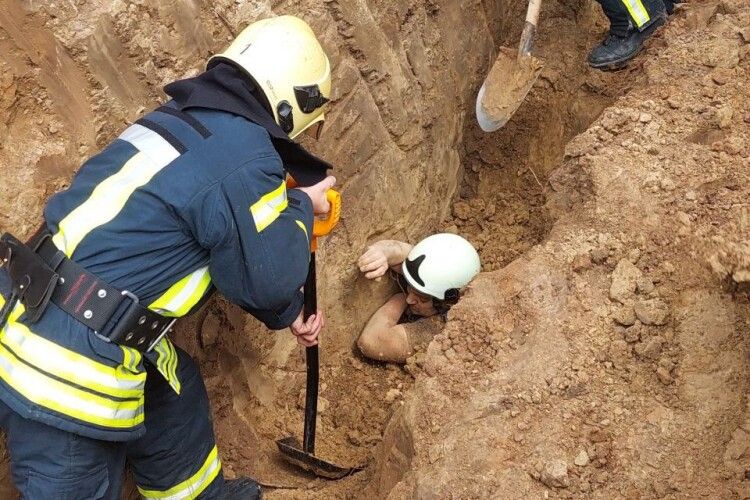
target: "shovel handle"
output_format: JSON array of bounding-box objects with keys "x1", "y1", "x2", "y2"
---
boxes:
[
  {"x1": 303, "y1": 346, "x2": 319, "y2": 454},
  {"x1": 302, "y1": 254, "x2": 319, "y2": 454},
  {"x1": 518, "y1": 0, "x2": 542, "y2": 58}
]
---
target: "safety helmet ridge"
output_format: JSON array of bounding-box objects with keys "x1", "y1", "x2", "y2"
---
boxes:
[
  {"x1": 208, "y1": 15, "x2": 332, "y2": 139},
  {"x1": 402, "y1": 234, "x2": 481, "y2": 301}
]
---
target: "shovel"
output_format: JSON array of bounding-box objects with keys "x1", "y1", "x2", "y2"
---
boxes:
[
  {"x1": 476, "y1": 0, "x2": 544, "y2": 132},
  {"x1": 276, "y1": 189, "x2": 362, "y2": 479}
]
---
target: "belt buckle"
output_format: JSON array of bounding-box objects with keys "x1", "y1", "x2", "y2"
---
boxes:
[
  {"x1": 146, "y1": 317, "x2": 176, "y2": 353},
  {"x1": 103, "y1": 290, "x2": 143, "y2": 345}
]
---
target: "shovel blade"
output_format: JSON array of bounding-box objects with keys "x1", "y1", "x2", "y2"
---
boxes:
[
  {"x1": 276, "y1": 437, "x2": 363, "y2": 480},
  {"x1": 476, "y1": 46, "x2": 543, "y2": 132}
]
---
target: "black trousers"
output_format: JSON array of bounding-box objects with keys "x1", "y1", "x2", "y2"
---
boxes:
[{"x1": 596, "y1": 0, "x2": 668, "y2": 36}]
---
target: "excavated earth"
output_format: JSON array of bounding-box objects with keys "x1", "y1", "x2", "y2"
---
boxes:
[{"x1": 1, "y1": 0, "x2": 750, "y2": 498}]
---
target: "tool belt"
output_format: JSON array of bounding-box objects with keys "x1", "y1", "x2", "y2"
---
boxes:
[{"x1": 0, "y1": 229, "x2": 174, "y2": 353}]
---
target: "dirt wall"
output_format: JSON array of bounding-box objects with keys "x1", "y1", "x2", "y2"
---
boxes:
[
  {"x1": 2, "y1": 0, "x2": 749, "y2": 498},
  {"x1": 0, "y1": 0, "x2": 548, "y2": 495},
  {"x1": 367, "y1": 2, "x2": 750, "y2": 498}
]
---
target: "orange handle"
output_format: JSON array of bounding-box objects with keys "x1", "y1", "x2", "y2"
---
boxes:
[
  {"x1": 285, "y1": 176, "x2": 342, "y2": 250},
  {"x1": 313, "y1": 190, "x2": 341, "y2": 238},
  {"x1": 310, "y1": 190, "x2": 341, "y2": 252}
]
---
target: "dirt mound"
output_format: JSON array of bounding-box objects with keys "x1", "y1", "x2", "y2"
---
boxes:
[
  {"x1": 367, "y1": 1, "x2": 750, "y2": 497},
  {"x1": 1, "y1": 0, "x2": 749, "y2": 498}
]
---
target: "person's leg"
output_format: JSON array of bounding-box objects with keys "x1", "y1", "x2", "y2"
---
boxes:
[
  {"x1": 597, "y1": 0, "x2": 632, "y2": 37},
  {"x1": 589, "y1": 0, "x2": 667, "y2": 69},
  {"x1": 127, "y1": 346, "x2": 261, "y2": 499},
  {"x1": 0, "y1": 401, "x2": 126, "y2": 499}
]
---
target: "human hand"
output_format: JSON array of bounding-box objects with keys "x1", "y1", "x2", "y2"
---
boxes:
[
  {"x1": 289, "y1": 309, "x2": 324, "y2": 347},
  {"x1": 295, "y1": 176, "x2": 336, "y2": 215},
  {"x1": 358, "y1": 243, "x2": 390, "y2": 280}
]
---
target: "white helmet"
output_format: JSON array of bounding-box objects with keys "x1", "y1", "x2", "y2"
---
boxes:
[
  {"x1": 402, "y1": 234, "x2": 481, "y2": 301},
  {"x1": 208, "y1": 15, "x2": 331, "y2": 139}
]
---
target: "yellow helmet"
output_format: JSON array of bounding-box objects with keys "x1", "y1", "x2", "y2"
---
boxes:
[{"x1": 208, "y1": 15, "x2": 331, "y2": 139}]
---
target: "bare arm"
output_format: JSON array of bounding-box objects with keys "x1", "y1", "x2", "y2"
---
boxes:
[
  {"x1": 356, "y1": 293, "x2": 413, "y2": 363},
  {"x1": 358, "y1": 240, "x2": 414, "y2": 279}
]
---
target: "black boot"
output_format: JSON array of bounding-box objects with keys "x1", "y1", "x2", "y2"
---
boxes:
[
  {"x1": 588, "y1": 15, "x2": 666, "y2": 70},
  {"x1": 221, "y1": 478, "x2": 262, "y2": 500}
]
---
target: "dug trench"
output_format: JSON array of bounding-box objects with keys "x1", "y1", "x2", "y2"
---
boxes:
[{"x1": 0, "y1": 0, "x2": 749, "y2": 499}]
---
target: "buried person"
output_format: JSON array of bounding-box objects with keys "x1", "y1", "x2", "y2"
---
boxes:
[{"x1": 356, "y1": 234, "x2": 481, "y2": 363}]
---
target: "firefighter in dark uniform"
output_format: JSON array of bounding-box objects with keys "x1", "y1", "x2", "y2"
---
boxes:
[
  {"x1": 0, "y1": 15, "x2": 334, "y2": 499},
  {"x1": 589, "y1": 0, "x2": 680, "y2": 70}
]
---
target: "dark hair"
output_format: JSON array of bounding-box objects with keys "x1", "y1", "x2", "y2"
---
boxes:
[{"x1": 433, "y1": 288, "x2": 460, "y2": 321}]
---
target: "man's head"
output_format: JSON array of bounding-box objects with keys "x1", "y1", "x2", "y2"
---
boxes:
[
  {"x1": 402, "y1": 234, "x2": 481, "y2": 317},
  {"x1": 404, "y1": 285, "x2": 439, "y2": 317},
  {"x1": 208, "y1": 15, "x2": 331, "y2": 139}
]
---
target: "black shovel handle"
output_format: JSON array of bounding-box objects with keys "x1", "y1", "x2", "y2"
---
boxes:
[{"x1": 302, "y1": 254, "x2": 318, "y2": 455}]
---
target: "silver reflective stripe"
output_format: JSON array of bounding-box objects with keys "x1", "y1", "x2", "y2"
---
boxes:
[
  {"x1": 120, "y1": 123, "x2": 180, "y2": 165},
  {"x1": 52, "y1": 123, "x2": 182, "y2": 256}
]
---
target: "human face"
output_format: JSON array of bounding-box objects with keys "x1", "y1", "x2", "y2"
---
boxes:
[{"x1": 405, "y1": 285, "x2": 438, "y2": 317}]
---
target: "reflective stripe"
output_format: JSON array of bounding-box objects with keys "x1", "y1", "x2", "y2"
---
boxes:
[
  {"x1": 153, "y1": 338, "x2": 181, "y2": 394},
  {"x1": 249, "y1": 181, "x2": 288, "y2": 232},
  {"x1": 0, "y1": 344, "x2": 143, "y2": 428},
  {"x1": 0, "y1": 297, "x2": 145, "y2": 428},
  {"x1": 121, "y1": 346, "x2": 142, "y2": 373},
  {"x1": 138, "y1": 445, "x2": 222, "y2": 500},
  {"x1": 620, "y1": 0, "x2": 650, "y2": 27},
  {"x1": 2, "y1": 321, "x2": 145, "y2": 399},
  {"x1": 120, "y1": 123, "x2": 181, "y2": 166},
  {"x1": 149, "y1": 267, "x2": 211, "y2": 318},
  {"x1": 0, "y1": 297, "x2": 145, "y2": 397},
  {"x1": 295, "y1": 219, "x2": 308, "y2": 244},
  {"x1": 52, "y1": 124, "x2": 180, "y2": 256}
]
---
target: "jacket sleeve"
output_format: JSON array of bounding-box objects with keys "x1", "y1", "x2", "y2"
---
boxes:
[{"x1": 192, "y1": 156, "x2": 313, "y2": 330}]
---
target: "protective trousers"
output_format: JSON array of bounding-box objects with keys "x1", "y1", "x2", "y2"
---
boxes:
[
  {"x1": 0, "y1": 347, "x2": 224, "y2": 499},
  {"x1": 596, "y1": 0, "x2": 668, "y2": 36}
]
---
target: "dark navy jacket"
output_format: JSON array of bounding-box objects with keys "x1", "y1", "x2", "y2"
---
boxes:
[{"x1": 0, "y1": 102, "x2": 314, "y2": 441}]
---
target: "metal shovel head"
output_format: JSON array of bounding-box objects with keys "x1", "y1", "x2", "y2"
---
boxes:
[
  {"x1": 476, "y1": 47, "x2": 543, "y2": 132},
  {"x1": 276, "y1": 437, "x2": 363, "y2": 480}
]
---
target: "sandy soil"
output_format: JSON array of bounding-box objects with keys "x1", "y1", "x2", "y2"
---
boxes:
[{"x1": 0, "y1": 0, "x2": 749, "y2": 499}]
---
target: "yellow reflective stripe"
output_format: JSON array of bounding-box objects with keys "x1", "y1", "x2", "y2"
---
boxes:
[
  {"x1": 153, "y1": 338, "x2": 181, "y2": 394},
  {"x1": 1, "y1": 297, "x2": 24, "y2": 324},
  {"x1": 53, "y1": 152, "x2": 154, "y2": 256},
  {"x1": 166, "y1": 340, "x2": 180, "y2": 393},
  {"x1": 121, "y1": 346, "x2": 142, "y2": 373},
  {"x1": 0, "y1": 297, "x2": 145, "y2": 399},
  {"x1": 138, "y1": 445, "x2": 221, "y2": 499},
  {"x1": 2, "y1": 322, "x2": 144, "y2": 399},
  {"x1": 149, "y1": 267, "x2": 211, "y2": 318},
  {"x1": 621, "y1": 0, "x2": 650, "y2": 27},
  {"x1": 0, "y1": 342, "x2": 144, "y2": 428},
  {"x1": 295, "y1": 220, "x2": 309, "y2": 244},
  {"x1": 52, "y1": 124, "x2": 180, "y2": 256},
  {"x1": 250, "y1": 181, "x2": 288, "y2": 232}
]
